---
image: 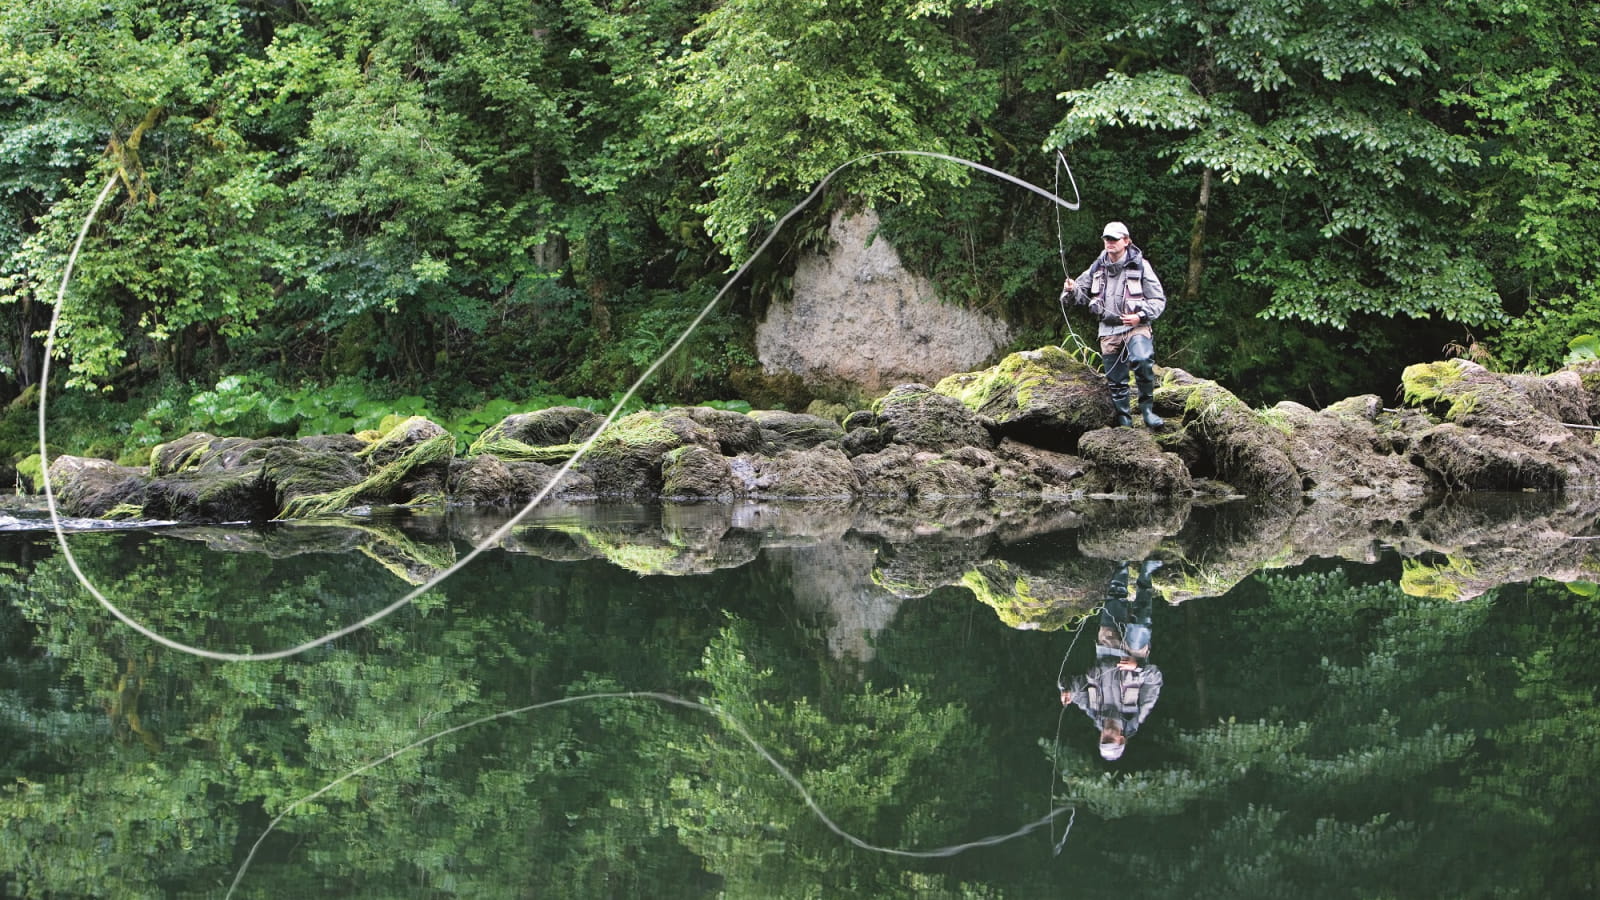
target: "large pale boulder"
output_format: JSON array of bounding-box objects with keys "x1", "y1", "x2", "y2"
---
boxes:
[{"x1": 756, "y1": 208, "x2": 1013, "y2": 398}]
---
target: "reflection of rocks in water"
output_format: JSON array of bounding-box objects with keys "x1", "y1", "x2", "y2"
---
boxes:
[
  {"x1": 961, "y1": 558, "x2": 1105, "y2": 631},
  {"x1": 167, "y1": 522, "x2": 367, "y2": 557},
  {"x1": 135, "y1": 489, "x2": 1600, "y2": 606},
  {"x1": 1074, "y1": 499, "x2": 1193, "y2": 563},
  {"x1": 870, "y1": 532, "x2": 991, "y2": 599},
  {"x1": 726, "y1": 499, "x2": 857, "y2": 544},
  {"x1": 1285, "y1": 496, "x2": 1415, "y2": 563},
  {"x1": 350, "y1": 522, "x2": 457, "y2": 585},
  {"x1": 168, "y1": 517, "x2": 456, "y2": 586},
  {"x1": 1153, "y1": 496, "x2": 1428, "y2": 604},
  {"x1": 1392, "y1": 492, "x2": 1600, "y2": 600},
  {"x1": 469, "y1": 502, "x2": 766, "y2": 576},
  {"x1": 851, "y1": 495, "x2": 1081, "y2": 543},
  {"x1": 775, "y1": 537, "x2": 903, "y2": 664},
  {"x1": 536, "y1": 521, "x2": 760, "y2": 577}
]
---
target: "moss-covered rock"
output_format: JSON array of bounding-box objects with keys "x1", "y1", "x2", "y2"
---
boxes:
[
  {"x1": 1506, "y1": 370, "x2": 1592, "y2": 426},
  {"x1": 1271, "y1": 398, "x2": 1430, "y2": 498},
  {"x1": 732, "y1": 446, "x2": 860, "y2": 498},
  {"x1": 871, "y1": 384, "x2": 994, "y2": 451},
  {"x1": 469, "y1": 406, "x2": 603, "y2": 459},
  {"x1": 277, "y1": 417, "x2": 455, "y2": 517},
  {"x1": 1160, "y1": 369, "x2": 1299, "y2": 499},
  {"x1": 1401, "y1": 359, "x2": 1600, "y2": 486},
  {"x1": 991, "y1": 439, "x2": 1086, "y2": 496},
  {"x1": 263, "y1": 445, "x2": 368, "y2": 515},
  {"x1": 46, "y1": 456, "x2": 148, "y2": 518},
  {"x1": 1075, "y1": 427, "x2": 1194, "y2": 497},
  {"x1": 574, "y1": 410, "x2": 704, "y2": 498},
  {"x1": 747, "y1": 410, "x2": 845, "y2": 452},
  {"x1": 667, "y1": 406, "x2": 767, "y2": 455},
  {"x1": 934, "y1": 346, "x2": 1108, "y2": 450},
  {"x1": 661, "y1": 445, "x2": 737, "y2": 499},
  {"x1": 1410, "y1": 423, "x2": 1570, "y2": 490},
  {"x1": 447, "y1": 455, "x2": 595, "y2": 506},
  {"x1": 142, "y1": 467, "x2": 276, "y2": 523}
]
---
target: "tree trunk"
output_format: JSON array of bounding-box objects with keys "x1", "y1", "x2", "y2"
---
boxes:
[
  {"x1": 1185, "y1": 167, "x2": 1212, "y2": 304},
  {"x1": 1185, "y1": 43, "x2": 1218, "y2": 304}
]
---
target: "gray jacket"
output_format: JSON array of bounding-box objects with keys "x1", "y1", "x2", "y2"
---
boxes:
[
  {"x1": 1066, "y1": 661, "x2": 1164, "y2": 736},
  {"x1": 1064, "y1": 245, "x2": 1168, "y2": 338}
]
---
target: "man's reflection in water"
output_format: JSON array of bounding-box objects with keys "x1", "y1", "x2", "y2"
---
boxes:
[{"x1": 1058, "y1": 559, "x2": 1165, "y2": 761}]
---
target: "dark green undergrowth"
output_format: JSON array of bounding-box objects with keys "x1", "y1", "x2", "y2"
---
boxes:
[{"x1": 3, "y1": 375, "x2": 752, "y2": 483}]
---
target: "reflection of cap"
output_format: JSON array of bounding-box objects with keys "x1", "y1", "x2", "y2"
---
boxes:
[
  {"x1": 1099, "y1": 740, "x2": 1126, "y2": 761},
  {"x1": 1102, "y1": 221, "x2": 1130, "y2": 240}
]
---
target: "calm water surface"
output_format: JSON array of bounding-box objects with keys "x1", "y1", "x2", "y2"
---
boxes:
[{"x1": 1, "y1": 496, "x2": 1596, "y2": 898}]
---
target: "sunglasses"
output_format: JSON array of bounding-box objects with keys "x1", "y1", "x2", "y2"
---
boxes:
[{"x1": 1102, "y1": 235, "x2": 1124, "y2": 242}]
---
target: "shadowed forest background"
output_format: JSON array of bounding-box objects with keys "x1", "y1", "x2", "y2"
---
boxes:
[{"x1": 2, "y1": 0, "x2": 1598, "y2": 465}]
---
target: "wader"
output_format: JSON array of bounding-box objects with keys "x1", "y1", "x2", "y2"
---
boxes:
[{"x1": 1099, "y1": 326, "x2": 1165, "y2": 429}]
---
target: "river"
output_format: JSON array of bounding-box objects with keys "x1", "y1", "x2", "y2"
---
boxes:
[{"x1": 2, "y1": 492, "x2": 1597, "y2": 897}]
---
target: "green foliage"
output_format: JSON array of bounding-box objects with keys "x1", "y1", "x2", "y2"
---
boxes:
[
  {"x1": 1047, "y1": 0, "x2": 1505, "y2": 335},
  {"x1": 669, "y1": 0, "x2": 1000, "y2": 262},
  {"x1": 123, "y1": 375, "x2": 431, "y2": 447},
  {"x1": 0, "y1": 0, "x2": 295, "y2": 387},
  {"x1": 564, "y1": 287, "x2": 759, "y2": 401},
  {"x1": 1566, "y1": 333, "x2": 1600, "y2": 366},
  {"x1": 0, "y1": 0, "x2": 1597, "y2": 428},
  {"x1": 1444, "y1": 2, "x2": 1600, "y2": 371},
  {"x1": 678, "y1": 622, "x2": 984, "y2": 894}
]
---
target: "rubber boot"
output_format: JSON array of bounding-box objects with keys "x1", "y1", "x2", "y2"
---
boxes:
[
  {"x1": 1138, "y1": 397, "x2": 1164, "y2": 429},
  {"x1": 1112, "y1": 392, "x2": 1134, "y2": 427},
  {"x1": 1132, "y1": 358, "x2": 1164, "y2": 428},
  {"x1": 1104, "y1": 351, "x2": 1133, "y2": 427}
]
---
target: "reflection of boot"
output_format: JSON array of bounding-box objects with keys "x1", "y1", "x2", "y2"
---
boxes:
[{"x1": 1141, "y1": 558, "x2": 1163, "y2": 579}]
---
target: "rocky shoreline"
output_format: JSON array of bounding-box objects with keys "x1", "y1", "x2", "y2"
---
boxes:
[{"x1": 39, "y1": 347, "x2": 1600, "y2": 524}]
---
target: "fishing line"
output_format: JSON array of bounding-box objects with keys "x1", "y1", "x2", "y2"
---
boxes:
[
  {"x1": 1048, "y1": 609, "x2": 1098, "y2": 854},
  {"x1": 1052, "y1": 149, "x2": 1095, "y2": 360},
  {"x1": 224, "y1": 690, "x2": 1081, "y2": 897},
  {"x1": 1052, "y1": 149, "x2": 1081, "y2": 280},
  {"x1": 38, "y1": 150, "x2": 1083, "y2": 663},
  {"x1": 39, "y1": 153, "x2": 1090, "y2": 885}
]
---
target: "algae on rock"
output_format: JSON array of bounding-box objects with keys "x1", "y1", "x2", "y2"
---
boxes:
[{"x1": 279, "y1": 416, "x2": 455, "y2": 518}]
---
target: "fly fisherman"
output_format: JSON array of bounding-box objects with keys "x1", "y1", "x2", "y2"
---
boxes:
[{"x1": 1061, "y1": 221, "x2": 1168, "y2": 428}]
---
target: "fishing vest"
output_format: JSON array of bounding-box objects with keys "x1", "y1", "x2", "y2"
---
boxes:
[{"x1": 1090, "y1": 258, "x2": 1146, "y2": 304}]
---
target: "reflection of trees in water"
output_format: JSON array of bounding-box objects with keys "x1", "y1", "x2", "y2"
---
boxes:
[
  {"x1": 1051, "y1": 573, "x2": 1598, "y2": 899},
  {"x1": 2, "y1": 495, "x2": 1598, "y2": 896}
]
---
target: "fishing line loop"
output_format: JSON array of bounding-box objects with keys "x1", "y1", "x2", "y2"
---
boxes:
[
  {"x1": 224, "y1": 690, "x2": 1081, "y2": 896},
  {"x1": 39, "y1": 150, "x2": 1084, "y2": 662}
]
